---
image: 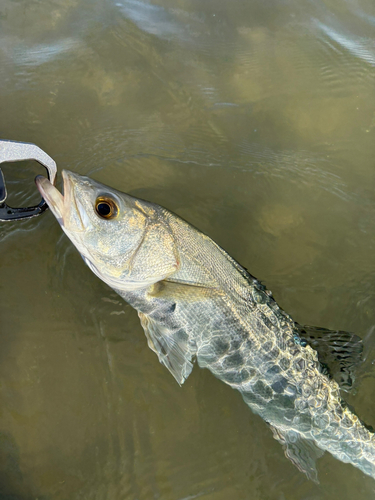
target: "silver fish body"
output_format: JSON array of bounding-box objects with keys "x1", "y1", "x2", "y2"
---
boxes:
[{"x1": 36, "y1": 171, "x2": 375, "y2": 481}]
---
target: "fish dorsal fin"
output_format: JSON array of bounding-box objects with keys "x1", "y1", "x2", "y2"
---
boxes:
[
  {"x1": 270, "y1": 426, "x2": 324, "y2": 483},
  {"x1": 296, "y1": 324, "x2": 363, "y2": 392}
]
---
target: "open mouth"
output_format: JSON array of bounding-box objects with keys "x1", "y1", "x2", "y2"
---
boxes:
[
  {"x1": 35, "y1": 170, "x2": 71, "y2": 225},
  {"x1": 36, "y1": 170, "x2": 90, "y2": 231}
]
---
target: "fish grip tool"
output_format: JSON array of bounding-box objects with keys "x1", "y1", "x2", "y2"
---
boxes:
[{"x1": 0, "y1": 140, "x2": 57, "y2": 221}]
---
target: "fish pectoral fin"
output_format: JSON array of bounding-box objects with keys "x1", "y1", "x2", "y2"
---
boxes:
[
  {"x1": 296, "y1": 324, "x2": 363, "y2": 392},
  {"x1": 270, "y1": 426, "x2": 324, "y2": 483},
  {"x1": 139, "y1": 312, "x2": 196, "y2": 386}
]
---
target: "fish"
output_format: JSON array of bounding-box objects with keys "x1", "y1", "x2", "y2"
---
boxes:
[{"x1": 36, "y1": 170, "x2": 373, "y2": 482}]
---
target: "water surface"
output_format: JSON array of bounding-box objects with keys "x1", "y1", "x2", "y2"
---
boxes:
[{"x1": 1, "y1": 0, "x2": 375, "y2": 498}]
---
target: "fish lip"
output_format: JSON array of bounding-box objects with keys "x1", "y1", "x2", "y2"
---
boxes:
[
  {"x1": 35, "y1": 173, "x2": 65, "y2": 225},
  {"x1": 36, "y1": 169, "x2": 85, "y2": 230},
  {"x1": 62, "y1": 170, "x2": 90, "y2": 232}
]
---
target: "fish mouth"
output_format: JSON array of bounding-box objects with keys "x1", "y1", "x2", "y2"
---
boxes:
[{"x1": 35, "y1": 170, "x2": 76, "y2": 227}]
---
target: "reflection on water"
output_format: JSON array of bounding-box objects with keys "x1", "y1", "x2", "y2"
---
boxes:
[{"x1": 1, "y1": 0, "x2": 375, "y2": 498}]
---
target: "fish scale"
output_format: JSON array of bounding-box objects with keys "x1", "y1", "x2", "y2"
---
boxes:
[{"x1": 36, "y1": 170, "x2": 373, "y2": 482}]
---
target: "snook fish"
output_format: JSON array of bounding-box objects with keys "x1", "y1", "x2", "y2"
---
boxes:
[{"x1": 36, "y1": 171, "x2": 373, "y2": 482}]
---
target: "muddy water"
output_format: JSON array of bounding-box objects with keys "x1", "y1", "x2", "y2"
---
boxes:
[{"x1": 1, "y1": 0, "x2": 375, "y2": 498}]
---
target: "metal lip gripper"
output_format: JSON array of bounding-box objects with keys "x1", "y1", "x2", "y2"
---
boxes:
[{"x1": 0, "y1": 140, "x2": 57, "y2": 221}]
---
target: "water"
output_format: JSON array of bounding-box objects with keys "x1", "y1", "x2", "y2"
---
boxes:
[{"x1": 1, "y1": 0, "x2": 375, "y2": 498}]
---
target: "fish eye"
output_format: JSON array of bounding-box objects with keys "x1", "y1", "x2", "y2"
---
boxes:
[{"x1": 95, "y1": 196, "x2": 118, "y2": 219}]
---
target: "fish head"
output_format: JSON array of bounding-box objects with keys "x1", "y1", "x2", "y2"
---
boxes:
[{"x1": 36, "y1": 170, "x2": 179, "y2": 291}]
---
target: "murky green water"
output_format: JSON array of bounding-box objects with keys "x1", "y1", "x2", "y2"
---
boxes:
[{"x1": 1, "y1": 0, "x2": 375, "y2": 498}]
